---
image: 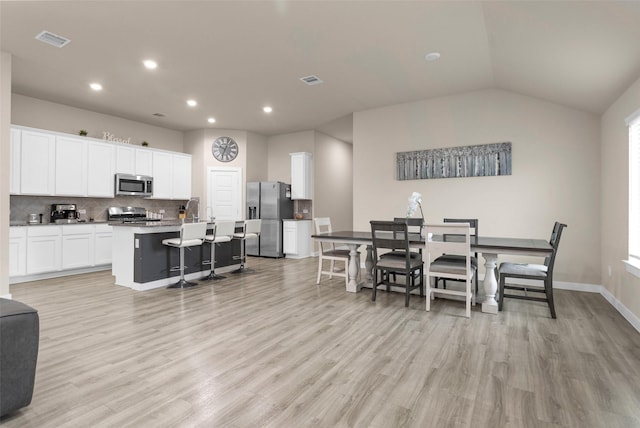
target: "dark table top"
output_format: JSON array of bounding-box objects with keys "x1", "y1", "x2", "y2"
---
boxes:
[{"x1": 312, "y1": 230, "x2": 552, "y2": 256}]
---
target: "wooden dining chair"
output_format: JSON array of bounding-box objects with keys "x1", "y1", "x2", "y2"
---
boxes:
[
  {"x1": 370, "y1": 220, "x2": 424, "y2": 307},
  {"x1": 433, "y1": 218, "x2": 479, "y2": 294},
  {"x1": 425, "y1": 223, "x2": 476, "y2": 318},
  {"x1": 498, "y1": 222, "x2": 567, "y2": 318},
  {"x1": 314, "y1": 217, "x2": 353, "y2": 287}
]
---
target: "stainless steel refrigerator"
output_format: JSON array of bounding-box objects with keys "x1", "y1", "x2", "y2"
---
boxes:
[{"x1": 246, "y1": 181, "x2": 293, "y2": 257}]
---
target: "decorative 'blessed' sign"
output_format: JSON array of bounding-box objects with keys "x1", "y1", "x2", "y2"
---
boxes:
[{"x1": 103, "y1": 131, "x2": 131, "y2": 144}]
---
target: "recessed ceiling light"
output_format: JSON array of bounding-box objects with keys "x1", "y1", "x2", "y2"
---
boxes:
[
  {"x1": 208, "y1": 117, "x2": 216, "y2": 124},
  {"x1": 187, "y1": 99, "x2": 197, "y2": 107},
  {"x1": 425, "y1": 52, "x2": 441, "y2": 62},
  {"x1": 89, "y1": 83, "x2": 103, "y2": 91},
  {"x1": 143, "y1": 60, "x2": 158, "y2": 70},
  {"x1": 263, "y1": 106, "x2": 273, "y2": 113}
]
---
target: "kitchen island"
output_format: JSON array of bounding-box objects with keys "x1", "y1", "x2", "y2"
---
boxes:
[{"x1": 111, "y1": 221, "x2": 241, "y2": 290}]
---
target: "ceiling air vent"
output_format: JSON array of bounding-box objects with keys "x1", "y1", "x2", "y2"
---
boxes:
[
  {"x1": 300, "y1": 75, "x2": 323, "y2": 86},
  {"x1": 152, "y1": 113, "x2": 166, "y2": 117},
  {"x1": 35, "y1": 31, "x2": 71, "y2": 48}
]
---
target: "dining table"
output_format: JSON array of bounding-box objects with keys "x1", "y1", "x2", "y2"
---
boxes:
[{"x1": 311, "y1": 230, "x2": 552, "y2": 314}]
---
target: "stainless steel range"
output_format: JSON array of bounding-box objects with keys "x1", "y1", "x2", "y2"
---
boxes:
[{"x1": 108, "y1": 206, "x2": 161, "y2": 223}]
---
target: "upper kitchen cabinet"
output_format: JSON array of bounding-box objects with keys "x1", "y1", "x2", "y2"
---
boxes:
[
  {"x1": 151, "y1": 151, "x2": 192, "y2": 200},
  {"x1": 10, "y1": 127, "x2": 21, "y2": 194},
  {"x1": 290, "y1": 152, "x2": 313, "y2": 200},
  {"x1": 87, "y1": 141, "x2": 116, "y2": 197},
  {"x1": 20, "y1": 129, "x2": 56, "y2": 195},
  {"x1": 151, "y1": 151, "x2": 172, "y2": 199},
  {"x1": 115, "y1": 145, "x2": 153, "y2": 177},
  {"x1": 55, "y1": 136, "x2": 88, "y2": 196},
  {"x1": 172, "y1": 153, "x2": 192, "y2": 200}
]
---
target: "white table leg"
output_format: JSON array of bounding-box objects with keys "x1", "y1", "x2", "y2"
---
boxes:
[
  {"x1": 364, "y1": 245, "x2": 374, "y2": 282},
  {"x1": 346, "y1": 243, "x2": 362, "y2": 293},
  {"x1": 481, "y1": 252, "x2": 499, "y2": 314}
]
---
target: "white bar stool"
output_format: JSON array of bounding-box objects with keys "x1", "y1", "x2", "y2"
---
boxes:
[
  {"x1": 201, "y1": 220, "x2": 236, "y2": 281},
  {"x1": 232, "y1": 219, "x2": 261, "y2": 273},
  {"x1": 162, "y1": 222, "x2": 207, "y2": 288}
]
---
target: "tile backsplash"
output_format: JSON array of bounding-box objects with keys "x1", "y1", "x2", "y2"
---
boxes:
[{"x1": 10, "y1": 195, "x2": 188, "y2": 224}]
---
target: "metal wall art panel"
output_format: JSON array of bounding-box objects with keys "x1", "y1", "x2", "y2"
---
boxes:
[{"x1": 396, "y1": 142, "x2": 512, "y2": 180}]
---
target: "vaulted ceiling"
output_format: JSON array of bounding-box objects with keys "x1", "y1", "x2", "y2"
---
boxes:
[{"x1": 2, "y1": 1, "x2": 640, "y2": 143}]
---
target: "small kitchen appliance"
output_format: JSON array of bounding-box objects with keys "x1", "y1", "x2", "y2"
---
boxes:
[{"x1": 50, "y1": 204, "x2": 79, "y2": 224}]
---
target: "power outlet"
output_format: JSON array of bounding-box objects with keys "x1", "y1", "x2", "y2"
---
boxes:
[
  {"x1": 159, "y1": 209, "x2": 165, "y2": 214},
  {"x1": 78, "y1": 209, "x2": 86, "y2": 214},
  {"x1": 608, "y1": 265, "x2": 612, "y2": 277},
  {"x1": 303, "y1": 209, "x2": 309, "y2": 213}
]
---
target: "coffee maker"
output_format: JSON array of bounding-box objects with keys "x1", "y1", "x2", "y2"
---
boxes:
[{"x1": 50, "y1": 204, "x2": 79, "y2": 223}]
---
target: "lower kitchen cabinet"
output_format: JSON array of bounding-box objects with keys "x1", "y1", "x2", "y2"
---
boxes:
[
  {"x1": 283, "y1": 220, "x2": 312, "y2": 259},
  {"x1": 9, "y1": 227, "x2": 27, "y2": 276},
  {"x1": 94, "y1": 224, "x2": 113, "y2": 265},
  {"x1": 62, "y1": 225, "x2": 95, "y2": 270},
  {"x1": 11, "y1": 224, "x2": 113, "y2": 282},
  {"x1": 26, "y1": 226, "x2": 62, "y2": 275}
]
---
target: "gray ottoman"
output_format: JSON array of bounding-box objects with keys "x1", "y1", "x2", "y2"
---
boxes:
[{"x1": 0, "y1": 298, "x2": 39, "y2": 418}]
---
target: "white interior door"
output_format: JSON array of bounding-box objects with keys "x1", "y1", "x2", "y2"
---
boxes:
[{"x1": 207, "y1": 167, "x2": 242, "y2": 220}]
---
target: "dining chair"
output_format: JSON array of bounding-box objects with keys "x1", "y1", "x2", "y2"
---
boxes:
[
  {"x1": 433, "y1": 218, "x2": 479, "y2": 294},
  {"x1": 370, "y1": 220, "x2": 424, "y2": 308},
  {"x1": 498, "y1": 221, "x2": 567, "y2": 319},
  {"x1": 425, "y1": 223, "x2": 476, "y2": 318},
  {"x1": 201, "y1": 220, "x2": 236, "y2": 281},
  {"x1": 161, "y1": 221, "x2": 208, "y2": 288},
  {"x1": 314, "y1": 217, "x2": 353, "y2": 287}
]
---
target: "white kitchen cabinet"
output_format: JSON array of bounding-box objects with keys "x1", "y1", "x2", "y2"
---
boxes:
[
  {"x1": 290, "y1": 152, "x2": 312, "y2": 200},
  {"x1": 62, "y1": 225, "x2": 95, "y2": 270},
  {"x1": 135, "y1": 149, "x2": 153, "y2": 176},
  {"x1": 151, "y1": 151, "x2": 191, "y2": 200},
  {"x1": 172, "y1": 153, "x2": 192, "y2": 200},
  {"x1": 26, "y1": 226, "x2": 62, "y2": 274},
  {"x1": 283, "y1": 220, "x2": 312, "y2": 259},
  {"x1": 20, "y1": 129, "x2": 56, "y2": 195},
  {"x1": 87, "y1": 141, "x2": 115, "y2": 197},
  {"x1": 94, "y1": 224, "x2": 113, "y2": 265},
  {"x1": 116, "y1": 146, "x2": 153, "y2": 177},
  {"x1": 9, "y1": 227, "x2": 27, "y2": 277},
  {"x1": 10, "y1": 128, "x2": 21, "y2": 194},
  {"x1": 55, "y1": 136, "x2": 88, "y2": 196},
  {"x1": 151, "y1": 151, "x2": 172, "y2": 199},
  {"x1": 115, "y1": 145, "x2": 135, "y2": 174}
]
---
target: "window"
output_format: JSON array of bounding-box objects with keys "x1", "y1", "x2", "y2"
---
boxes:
[{"x1": 626, "y1": 109, "x2": 640, "y2": 277}]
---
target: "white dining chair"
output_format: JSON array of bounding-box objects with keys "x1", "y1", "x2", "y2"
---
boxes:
[
  {"x1": 425, "y1": 223, "x2": 476, "y2": 318},
  {"x1": 314, "y1": 217, "x2": 353, "y2": 287}
]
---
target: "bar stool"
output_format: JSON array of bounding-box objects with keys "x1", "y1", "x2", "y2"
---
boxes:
[
  {"x1": 233, "y1": 219, "x2": 262, "y2": 273},
  {"x1": 162, "y1": 222, "x2": 207, "y2": 288},
  {"x1": 201, "y1": 220, "x2": 236, "y2": 281}
]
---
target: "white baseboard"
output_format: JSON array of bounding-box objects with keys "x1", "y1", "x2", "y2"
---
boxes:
[
  {"x1": 598, "y1": 285, "x2": 640, "y2": 334},
  {"x1": 1, "y1": 293, "x2": 12, "y2": 300}
]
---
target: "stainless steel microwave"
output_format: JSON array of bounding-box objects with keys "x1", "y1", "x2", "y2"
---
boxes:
[{"x1": 115, "y1": 173, "x2": 153, "y2": 197}]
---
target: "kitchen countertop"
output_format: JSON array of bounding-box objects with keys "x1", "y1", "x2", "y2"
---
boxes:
[{"x1": 10, "y1": 221, "x2": 110, "y2": 227}]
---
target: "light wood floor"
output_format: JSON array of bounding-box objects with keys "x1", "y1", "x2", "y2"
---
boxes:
[{"x1": 3, "y1": 256, "x2": 640, "y2": 428}]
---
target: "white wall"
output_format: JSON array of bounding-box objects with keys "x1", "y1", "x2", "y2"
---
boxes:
[
  {"x1": 354, "y1": 89, "x2": 601, "y2": 284},
  {"x1": 182, "y1": 129, "x2": 248, "y2": 219},
  {"x1": 601, "y1": 75, "x2": 640, "y2": 321},
  {"x1": 313, "y1": 132, "x2": 353, "y2": 232},
  {"x1": 0, "y1": 52, "x2": 12, "y2": 298},
  {"x1": 11, "y1": 94, "x2": 184, "y2": 152},
  {"x1": 267, "y1": 131, "x2": 314, "y2": 183}
]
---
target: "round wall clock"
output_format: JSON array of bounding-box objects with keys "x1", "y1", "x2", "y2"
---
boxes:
[{"x1": 212, "y1": 136, "x2": 239, "y2": 162}]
